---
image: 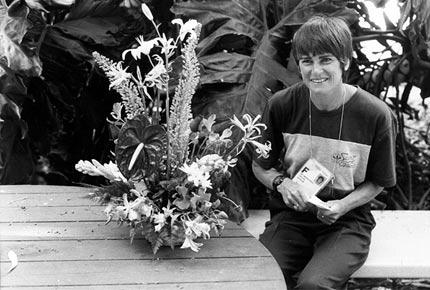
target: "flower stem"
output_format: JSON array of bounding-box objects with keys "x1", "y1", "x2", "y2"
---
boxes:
[{"x1": 220, "y1": 195, "x2": 240, "y2": 209}]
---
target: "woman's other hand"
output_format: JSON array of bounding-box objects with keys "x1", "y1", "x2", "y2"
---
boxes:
[
  {"x1": 316, "y1": 200, "x2": 348, "y2": 225},
  {"x1": 277, "y1": 178, "x2": 311, "y2": 211}
]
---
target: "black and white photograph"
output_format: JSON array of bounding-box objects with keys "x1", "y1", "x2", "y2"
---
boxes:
[{"x1": 1, "y1": 0, "x2": 429, "y2": 289}]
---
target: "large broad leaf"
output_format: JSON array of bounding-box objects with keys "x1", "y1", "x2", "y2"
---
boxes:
[
  {"x1": 115, "y1": 115, "x2": 167, "y2": 179},
  {"x1": 54, "y1": 0, "x2": 140, "y2": 46},
  {"x1": 173, "y1": 0, "x2": 268, "y2": 55},
  {"x1": 0, "y1": 2, "x2": 42, "y2": 77}
]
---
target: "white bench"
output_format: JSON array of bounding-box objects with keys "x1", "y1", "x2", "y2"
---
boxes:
[{"x1": 241, "y1": 210, "x2": 430, "y2": 278}]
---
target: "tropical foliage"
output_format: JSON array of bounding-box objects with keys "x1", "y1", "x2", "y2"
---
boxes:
[{"x1": 1, "y1": 0, "x2": 429, "y2": 213}]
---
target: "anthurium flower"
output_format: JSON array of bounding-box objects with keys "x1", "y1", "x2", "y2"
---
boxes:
[
  {"x1": 50, "y1": 0, "x2": 75, "y2": 6},
  {"x1": 115, "y1": 115, "x2": 166, "y2": 179}
]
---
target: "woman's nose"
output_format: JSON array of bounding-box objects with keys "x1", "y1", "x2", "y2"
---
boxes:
[{"x1": 311, "y1": 62, "x2": 323, "y2": 74}]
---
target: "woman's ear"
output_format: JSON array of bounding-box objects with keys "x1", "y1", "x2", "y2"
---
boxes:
[{"x1": 342, "y1": 59, "x2": 350, "y2": 71}]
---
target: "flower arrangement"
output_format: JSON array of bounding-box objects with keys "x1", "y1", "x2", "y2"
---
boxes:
[{"x1": 75, "y1": 4, "x2": 271, "y2": 254}]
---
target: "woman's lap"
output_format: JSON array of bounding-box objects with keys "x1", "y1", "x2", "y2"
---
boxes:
[{"x1": 259, "y1": 208, "x2": 374, "y2": 289}]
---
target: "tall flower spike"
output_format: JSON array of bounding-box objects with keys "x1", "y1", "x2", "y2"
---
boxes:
[
  {"x1": 168, "y1": 24, "x2": 201, "y2": 171},
  {"x1": 92, "y1": 52, "x2": 146, "y2": 119}
]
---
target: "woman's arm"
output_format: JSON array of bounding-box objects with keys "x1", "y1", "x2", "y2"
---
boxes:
[
  {"x1": 251, "y1": 160, "x2": 283, "y2": 190},
  {"x1": 317, "y1": 181, "x2": 383, "y2": 224},
  {"x1": 252, "y1": 160, "x2": 310, "y2": 211}
]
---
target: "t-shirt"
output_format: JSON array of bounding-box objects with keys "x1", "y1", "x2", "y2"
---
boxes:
[{"x1": 255, "y1": 82, "x2": 397, "y2": 202}]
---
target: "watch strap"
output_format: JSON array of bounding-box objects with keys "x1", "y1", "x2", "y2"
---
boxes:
[{"x1": 272, "y1": 175, "x2": 285, "y2": 194}]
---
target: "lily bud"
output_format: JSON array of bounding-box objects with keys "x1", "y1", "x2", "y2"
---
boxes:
[{"x1": 141, "y1": 4, "x2": 153, "y2": 21}]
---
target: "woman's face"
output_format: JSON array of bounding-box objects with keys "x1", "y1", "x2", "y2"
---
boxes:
[{"x1": 298, "y1": 53, "x2": 347, "y2": 96}]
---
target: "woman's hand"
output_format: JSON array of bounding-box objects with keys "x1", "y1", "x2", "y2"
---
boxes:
[
  {"x1": 277, "y1": 178, "x2": 311, "y2": 212},
  {"x1": 316, "y1": 200, "x2": 348, "y2": 225}
]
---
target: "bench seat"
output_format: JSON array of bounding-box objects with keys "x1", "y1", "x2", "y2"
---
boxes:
[{"x1": 241, "y1": 210, "x2": 430, "y2": 278}]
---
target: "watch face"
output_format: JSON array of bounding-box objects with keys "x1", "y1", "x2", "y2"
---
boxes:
[{"x1": 273, "y1": 175, "x2": 285, "y2": 188}]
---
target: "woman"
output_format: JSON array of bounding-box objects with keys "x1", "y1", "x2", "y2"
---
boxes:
[{"x1": 252, "y1": 16, "x2": 397, "y2": 289}]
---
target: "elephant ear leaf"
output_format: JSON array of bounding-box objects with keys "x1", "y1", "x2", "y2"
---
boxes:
[
  {"x1": 54, "y1": 0, "x2": 134, "y2": 46},
  {"x1": 115, "y1": 115, "x2": 167, "y2": 180}
]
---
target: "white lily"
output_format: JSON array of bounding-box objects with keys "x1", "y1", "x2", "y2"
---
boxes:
[
  {"x1": 200, "y1": 114, "x2": 216, "y2": 132},
  {"x1": 144, "y1": 56, "x2": 168, "y2": 89},
  {"x1": 184, "y1": 216, "x2": 211, "y2": 239},
  {"x1": 155, "y1": 33, "x2": 177, "y2": 56},
  {"x1": 180, "y1": 235, "x2": 203, "y2": 252},
  {"x1": 153, "y1": 213, "x2": 166, "y2": 232},
  {"x1": 230, "y1": 114, "x2": 266, "y2": 135},
  {"x1": 249, "y1": 140, "x2": 272, "y2": 159},
  {"x1": 122, "y1": 36, "x2": 156, "y2": 60},
  {"x1": 115, "y1": 194, "x2": 141, "y2": 222},
  {"x1": 180, "y1": 162, "x2": 213, "y2": 189},
  {"x1": 172, "y1": 19, "x2": 199, "y2": 41}
]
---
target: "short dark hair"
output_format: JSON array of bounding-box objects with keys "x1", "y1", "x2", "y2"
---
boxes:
[{"x1": 292, "y1": 16, "x2": 353, "y2": 67}]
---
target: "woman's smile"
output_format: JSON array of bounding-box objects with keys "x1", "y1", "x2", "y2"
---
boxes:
[{"x1": 310, "y1": 78, "x2": 329, "y2": 83}]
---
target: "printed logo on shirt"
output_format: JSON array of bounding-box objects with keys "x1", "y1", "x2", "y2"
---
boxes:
[{"x1": 332, "y1": 152, "x2": 357, "y2": 168}]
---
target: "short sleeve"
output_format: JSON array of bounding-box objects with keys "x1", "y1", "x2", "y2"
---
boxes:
[
  {"x1": 253, "y1": 97, "x2": 285, "y2": 170},
  {"x1": 366, "y1": 111, "x2": 397, "y2": 188}
]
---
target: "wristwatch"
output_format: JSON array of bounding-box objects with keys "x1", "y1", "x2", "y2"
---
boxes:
[{"x1": 272, "y1": 175, "x2": 285, "y2": 194}]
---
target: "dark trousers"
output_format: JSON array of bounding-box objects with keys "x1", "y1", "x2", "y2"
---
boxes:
[{"x1": 259, "y1": 206, "x2": 375, "y2": 290}]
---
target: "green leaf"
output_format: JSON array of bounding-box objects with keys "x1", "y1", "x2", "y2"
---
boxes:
[{"x1": 115, "y1": 114, "x2": 167, "y2": 179}]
